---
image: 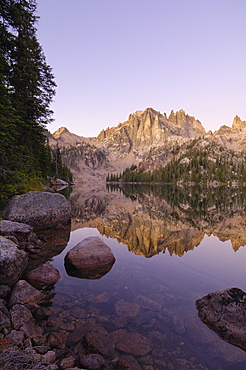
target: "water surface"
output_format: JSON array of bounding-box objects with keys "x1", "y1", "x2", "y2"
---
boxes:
[{"x1": 45, "y1": 185, "x2": 246, "y2": 369}]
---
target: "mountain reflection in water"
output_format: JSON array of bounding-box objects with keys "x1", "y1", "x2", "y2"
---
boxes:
[
  {"x1": 47, "y1": 184, "x2": 246, "y2": 370},
  {"x1": 70, "y1": 184, "x2": 246, "y2": 257}
]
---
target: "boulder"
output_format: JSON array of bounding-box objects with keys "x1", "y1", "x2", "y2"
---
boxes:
[
  {"x1": 0, "y1": 285, "x2": 11, "y2": 299},
  {"x1": 6, "y1": 330, "x2": 25, "y2": 346},
  {"x1": 115, "y1": 299, "x2": 140, "y2": 318},
  {"x1": 26, "y1": 263, "x2": 60, "y2": 289},
  {"x1": 9, "y1": 304, "x2": 34, "y2": 329},
  {"x1": 0, "y1": 220, "x2": 33, "y2": 242},
  {"x1": 59, "y1": 355, "x2": 77, "y2": 369},
  {"x1": 9, "y1": 280, "x2": 45, "y2": 307},
  {"x1": 65, "y1": 237, "x2": 115, "y2": 279},
  {"x1": 0, "y1": 236, "x2": 28, "y2": 285},
  {"x1": 34, "y1": 307, "x2": 50, "y2": 320},
  {"x1": 46, "y1": 332, "x2": 65, "y2": 348},
  {"x1": 117, "y1": 356, "x2": 142, "y2": 370},
  {"x1": 4, "y1": 191, "x2": 71, "y2": 230},
  {"x1": 0, "y1": 301, "x2": 11, "y2": 331},
  {"x1": 79, "y1": 354, "x2": 105, "y2": 370},
  {"x1": 196, "y1": 287, "x2": 246, "y2": 351},
  {"x1": 20, "y1": 321, "x2": 44, "y2": 338},
  {"x1": 42, "y1": 350, "x2": 56, "y2": 365},
  {"x1": 115, "y1": 331, "x2": 152, "y2": 356},
  {"x1": 82, "y1": 332, "x2": 108, "y2": 356}
]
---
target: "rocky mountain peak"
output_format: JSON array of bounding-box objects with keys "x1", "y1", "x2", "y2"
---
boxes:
[
  {"x1": 232, "y1": 115, "x2": 246, "y2": 130},
  {"x1": 50, "y1": 126, "x2": 92, "y2": 148},
  {"x1": 169, "y1": 109, "x2": 187, "y2": 122},
  {"x1": 97, "y1": 108, "x2": 205, "y2": 154},
  {"x1": 48, "y1": 108, "x2": 246, "y2": 182},
  {"x1": 53, "y1": 127, "x2": 69, "y2": 139}
]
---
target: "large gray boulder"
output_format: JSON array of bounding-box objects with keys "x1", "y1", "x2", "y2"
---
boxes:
[
  {"x1": 0, "y1": 236, "x2": 28, "y2": 285},
  {"x1": 4, "y1": 191, "x2": 71, "y2": 230},
  {"x1": 196, "y1": 287, "x2": 246, "y2": 351},
  {"x1": 65, "y1": 237, "x2": 115, "y2": 279}
]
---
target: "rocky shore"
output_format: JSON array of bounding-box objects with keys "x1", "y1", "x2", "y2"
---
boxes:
[
  {"x1": 0, "y1": 191, "x2": 176, "y2": 369},
  {"x1": 0, "y1": 219, "x2": 120, "y2": 370},
  {"x1": 0, "y1": 220, "x2": 66, "y2": 369},
  {"x1": 0, "y1": 191, "x2": 77, "y2": 369},
  {"x1": 0, "y1": 191, "x2": 121, "y2": 370}
]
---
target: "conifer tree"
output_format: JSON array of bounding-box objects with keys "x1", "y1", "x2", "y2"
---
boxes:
[{"x1": 0, "y1": 0, "x2": 58, "y2": 203}]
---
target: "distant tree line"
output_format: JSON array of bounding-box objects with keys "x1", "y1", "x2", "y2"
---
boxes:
[
  {"x1": 106, "y1": 148, "x2": 246, "y2": 186},
  {"x1": 0, "y1": 0, "x2": 71, "y2": 205}
]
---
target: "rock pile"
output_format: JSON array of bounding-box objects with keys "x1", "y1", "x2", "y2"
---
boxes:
[
  {"x1": 0, "y1": 216, "x2": 122, "y2": 369},
  {"x1": 0, "y1": 220, "x2": 64, "y2": 369}
]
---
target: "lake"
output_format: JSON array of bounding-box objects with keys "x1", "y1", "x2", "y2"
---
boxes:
[{"x1": 41, "y1": 184, "x2": 246, "y2": 369}]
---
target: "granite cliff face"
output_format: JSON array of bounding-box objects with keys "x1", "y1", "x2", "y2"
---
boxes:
[
  {"x1": 232, "y1": 115, "x2": 246, "y2": 130},
  {"x1": 213, "y1": 115, "x2": 246, "y2": 152},
  {"x1": 49, "y1": 108, "x2": 206, "y2": 179},
  {"x1": 97, "y1": 108, "x2": 205, "y2": 154},
  {"x1": 48, "y1": 108, "x2": 246, "y2": 181}
]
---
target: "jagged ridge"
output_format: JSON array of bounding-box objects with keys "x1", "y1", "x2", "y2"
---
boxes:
[
  {"x1": 97, "y1": 107, "x2": 205, "y2": 154},
  {"x1": 48, "y1": 108, "x2": 246, "y2": 181}
]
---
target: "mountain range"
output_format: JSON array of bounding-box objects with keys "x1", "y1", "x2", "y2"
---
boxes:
[{"x1": 48, "y1": 107, "x2": 246, "y2": 182}]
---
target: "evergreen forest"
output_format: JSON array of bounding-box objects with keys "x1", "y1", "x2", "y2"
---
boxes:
[
  {"x1": 107, "y1": 144, "x2": 246, "y2": 186},
  {"x1": 0, "y1": 0, "x2": 72, "y2": 206}
]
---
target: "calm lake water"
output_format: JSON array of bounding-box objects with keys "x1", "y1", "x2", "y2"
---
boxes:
[{"x1": 44, "y1": 185, "x2": 246, "y2": 369}]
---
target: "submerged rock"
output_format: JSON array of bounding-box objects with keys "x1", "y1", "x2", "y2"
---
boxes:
[
  {"x1": 79, "y1": 353, "x2": 105, "y2": 370},
  {"x1": 4, "y1": 191, "x2": 71, "y2": 230},
  {"x1": 0, "y1": 236, "x2": 28, "y2": 285},
  {"x1": 115, "y1": 299, "x2": 140, "y2": 318},
  {"x1": 115, "y1": 331, "x2": 153, "y2": 356},
  {"x1": 83, "y1": 332, "x2": 108, "y2": 356},
  {"x1": 196, "y1": 287, "x2": 246, "y2": 351},
  {"x1": 65, "y1": 237, "x2": 115, "y2": 279}
]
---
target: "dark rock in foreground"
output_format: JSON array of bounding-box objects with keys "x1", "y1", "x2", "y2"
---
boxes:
[
  {"x1": 65, "y1": 237, "x2": 115, "y2": 279},
  {"x1": 4, "y1": 191, "x2": 71, "y2": 230},
  {"x1": 196, "y1": 287, "x2": 246, "y2": 351}
]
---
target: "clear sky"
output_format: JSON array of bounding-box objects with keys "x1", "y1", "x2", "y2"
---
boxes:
[{"x1": 36, "y1": 0, "x2": 246, "y2": 137}]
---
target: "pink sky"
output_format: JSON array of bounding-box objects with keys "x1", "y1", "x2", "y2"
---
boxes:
[{"x1": 37, "y1": 0, "x2": 246, "y2": 137}]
